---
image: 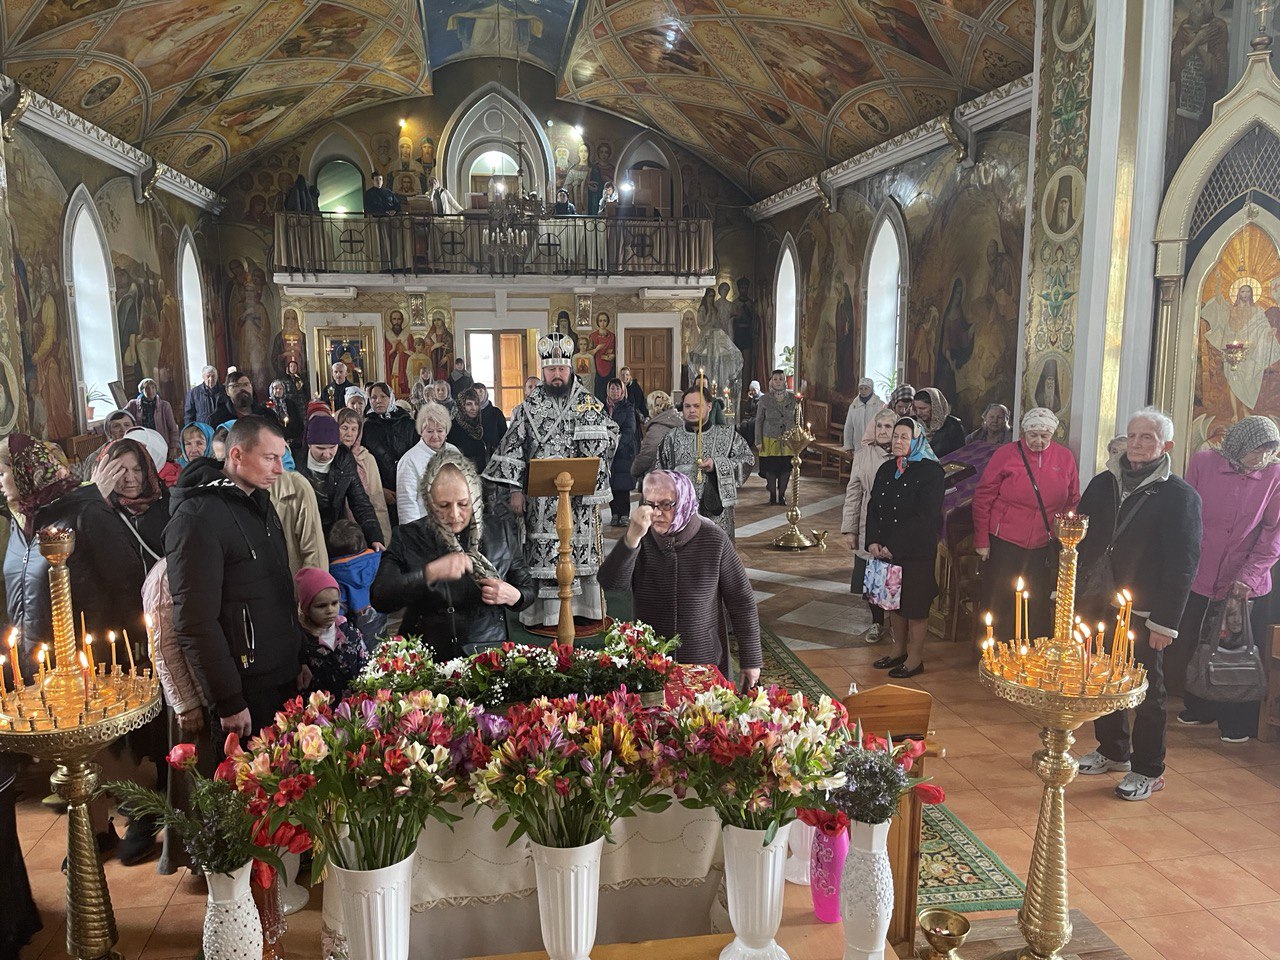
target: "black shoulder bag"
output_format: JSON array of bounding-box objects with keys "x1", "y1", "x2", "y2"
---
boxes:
[
  {"x1": 1016, "y1": 442, "x2": 1056, "y2": 569},
  {"x1": 1078, "y1": 480, "x2": 1149, "y2": 610}
]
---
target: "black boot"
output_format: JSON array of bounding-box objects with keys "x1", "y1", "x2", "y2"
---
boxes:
[
  {"x1": 777, "y1": 477, "x2": 789, "y2": 504},
  {"x1": 118, "y1": 814, "x2": 160, "y2": 866},
  {"x1": 766, "y1": 478, "x2": 776, "y2": 504}
]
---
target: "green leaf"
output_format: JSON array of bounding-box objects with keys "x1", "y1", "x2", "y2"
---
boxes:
[{"x1": 763, "y1": 820, "x2": 778, "y2": 846}]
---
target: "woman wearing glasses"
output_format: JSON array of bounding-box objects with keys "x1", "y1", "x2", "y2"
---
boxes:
[{"x1": 599, "y1": 469, "x2": 761, "y2": 690}]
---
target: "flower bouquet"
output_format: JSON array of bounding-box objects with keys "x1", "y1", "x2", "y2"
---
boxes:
[
  {"x1": 470, "y1": 689, "x2": 675, "y2": 960},
  {"x1": 673, "y1": 686, "x2": 849, "y2": 960}
]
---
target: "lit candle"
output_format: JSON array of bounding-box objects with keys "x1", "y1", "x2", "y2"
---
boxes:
[
  {"x1": 984, "y1": 612, "x2": 994, "y2": 644},
  {"x1": 6, "y1": 629, "x2": 21, "y2": 694},
  {"x1": 1014, "y1": 577, "x2": 1024, "y2": 641},
  {"x1": 144, "y1": 614, "x2": 156, "y2": 663},
  {"x1": 121, "y1": 629, "x2": 136, "y2": 675},
  {"x1": 79, "y1": 651, "x2": 91, "y2": 704},
  {"x1": 83, "y1": 633, "x2": 95, "y2": 676},
  {"x1": 1022, "y1": 591, "x2": 1031, "y2": 642},
  {"x1": 108, "y1": 630, "x2": 118, "y2": 672},
  {"x1": 37, "y1": 647, "x2": 47, "y2": 689},
  {"x1": 0, "y1": 655, "x2": 9, "y2": 712},
  {"x1": 1121, "y1": 589, "x2": 1133, "y2": 635}
]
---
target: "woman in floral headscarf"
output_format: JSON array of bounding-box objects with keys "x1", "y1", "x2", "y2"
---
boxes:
[
  {"x1": 599, "y1": 469, "x2": 761, "y2": 689},
  {"x1": 911, "y1": 388, "x2": 966, "y2": 458},
  {"x1": 865, "y1": 418, "x2": 945, "y2": 678}
]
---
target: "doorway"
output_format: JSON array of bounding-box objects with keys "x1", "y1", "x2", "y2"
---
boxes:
[
  {"x1": 623, "y1": 327, "x2": 672, "y2": 396},
  {"x1": 468, "y1": 329, "x2": 528, "y2": 414}
]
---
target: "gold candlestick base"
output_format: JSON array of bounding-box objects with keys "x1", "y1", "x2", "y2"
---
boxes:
[{"x1": 772, "y1": 424, "x2": 816, "y2": 550}]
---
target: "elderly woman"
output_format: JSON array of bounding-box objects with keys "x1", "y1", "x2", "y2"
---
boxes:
[
  {"x1": 1174, "y1": 416, "x2": 1280, "y2": 742},
  {"x1": 396, "y1": 401, "x2": 459, "y2": 524},
  {"x1": 866, "y1": 418, "x2": 945, "y2": 678},
  {"x1": 432, "y1": 378, "x2": 457, "y2": 416},
  {"x1": 600, "y1": 470, "x2": 761, "y2": 688},
  {"x1": 372, "y1": 452, "x2": 532, "y2": 658},
  {"x1": 755, "y1": 369, "x2": 798, "y2": 504},
  {"x1": 266, "y1": 378, "x2": 304, "y2": 449},
  {"x1": 912, "y1": 388, "x2": 965, "y2": 458},
  {"x1": 842, "y1": 407, "x2": 898, "y2": 644},
  {"x1": 345, "y1": 386, "x2": 369, "y2": 418},
  {"x1": 125, "y1": 378, "x2": 180, "y2": 455},
  {"x1": 362, "y1": 382, "x2": 417, "y2": 519},
  {"x1": 1076, "y1": 407, "x2": 1201, "y2": 802},
  {"x1": 605, "y1": 378, "x2": 637, "y2": 526},
  {"x1": 298, "y1": 415, "x2": 385, "y2": 550},
  {"x1": 971, "y1": 407, "x2": 1080, "y2": 640},
  {"x1": 337, "y1": 408, "x2": 391, "y2": 543},
  {"x1": 633, "y1": 391, "x2": 681, "y2": 479},
  {"x1": 104, "y1": 409, "x2": 136, "y2": 441},
  {"x1": 448, "y1": 387, "x2": 492, "y2": 474},
  {"x1": 178, "y1": 422, "x2": 215, "y2": 468}
]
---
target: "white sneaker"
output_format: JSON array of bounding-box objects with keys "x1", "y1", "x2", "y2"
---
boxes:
[
  {"x1": 1220, "y1": 734, "x2": 1250, "y2": 744},
  {"x1": 864, "y1": 624, "x2": 884, "y2": 645},
  {"x1": 1077, "y1": 750, "x2": 1131, "y2": 775},
  {"x1": 1115, "y1": 772, "x2": 1164, "y2": 801}
]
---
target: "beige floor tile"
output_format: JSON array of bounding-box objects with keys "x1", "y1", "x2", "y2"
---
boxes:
[
  {"x1": 1073, "y1": 862, "x2": 1202, "y2": 918},
  {"x1": 1168, "y1": 807, "x2": 1280, "y2": 852},
  {"x1": 1098, "y1": 813, "x2": 1215, "y2": 861},
  {"x1": 1150, "y1": 852, "x2": 1280, "y2": 909},
  {"x1": 1213, "y1": 900, "x2": 1280, "y2": 958},
  {"x1": 1095, "y1": 921, "x2": 1165, "y2": 960},
  {"x1": 1127, "y1": 910, "x2": 1268, "y2": 960}
]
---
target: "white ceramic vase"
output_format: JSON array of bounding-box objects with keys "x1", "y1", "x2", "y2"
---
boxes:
[
  {"x1": 279, "y1": 850, "x2": 310, "y2": 916},
  {"x1": 529, "y1": 836, "x2": 605, "y2": 960},
  {"x1": 784, "y1": 821, "x2": 813, "y2": 885},
  {"x1": 720, "y1": 822, "x2": 792, "y2": 960},
  {"x1": 839, "y1": 820, "x2": 893, "y2": 960},
  {"x1": 329, "y1": 851, "x2": 416, "y2": 960},
  {"x1": 203, "y1": 862, "x2": 264, "y2": 960}
]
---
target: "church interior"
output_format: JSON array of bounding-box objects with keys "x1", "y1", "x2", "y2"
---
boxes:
[{"x1": 2, "y1": 0, "x2": 1280, "y2": 958}]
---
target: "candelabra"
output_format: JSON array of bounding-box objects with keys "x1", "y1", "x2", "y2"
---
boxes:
[
  {"x1": 978, "y1": 513, "x2": 1146, "y2": 960},
  {"x1": 0, "y1": 527, "x2": 161, "y2": 960},
  {"x1": 772, "y1": 399, "x2": 817, "y2": 549}
]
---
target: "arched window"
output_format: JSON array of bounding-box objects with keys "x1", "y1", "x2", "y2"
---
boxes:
[
  {"x1": 317, "y1": 159, "x2": 363, "y2": 213},
  {"x1": 64, "y1": 189, "x2": 117, "y2": 426},
  {"x1": 178, "y1": 233, "x2": 207, "y2": 388},
  {"x1": 773, "y1": 242, "x2": 798, "y2": 375},
  {"x1": 864, "y1": 208, "x2": 906, "y2": 394}
]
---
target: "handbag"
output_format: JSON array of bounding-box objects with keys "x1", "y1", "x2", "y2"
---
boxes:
[
  {"x1": 863, "y1": 557, "x2": 902, "y2": 611},
  {"x1": 1016, "y1": 441, "x2": 1057, "y2": 570},
  {"x1": 1186, "y1": 598, "x2": 1268, "y2": 703},
  {"x1": 1078, "y1": 484, "x2": 1150, "y2": 609}
]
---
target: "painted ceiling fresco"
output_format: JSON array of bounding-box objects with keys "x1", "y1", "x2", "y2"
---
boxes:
[
  {"x1": 560, "y1": 0, "x2": 1035, "y2": 196},
  {"x1": 425, "y1": 0, "x2": 578, "y2": 75},
  {"x1": 0, "y1": 0, "x2": 430, "y2": 186}
]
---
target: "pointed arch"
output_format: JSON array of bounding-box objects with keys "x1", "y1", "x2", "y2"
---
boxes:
[
  {"x1": 439, "y1": 82, "x2": 554, "y2": 200},
  {"x1": 176, "y1": 225, "x2": 209, "y2": 389},
  {"x1": 772, "y1": 233, "x2": 800, "y2": 374},
  {"x1": 613, "y1": 132, "x2": 683, "y2": 216},
  {"x1": 303, "y1": 122, "x2": 374, "y2": 183},
  {"x1": 62, "y1": 183, "x2": 119, "y2": 429},
  {"x1": 862, "y1": 198, "x2": 908, "y2": 394}
]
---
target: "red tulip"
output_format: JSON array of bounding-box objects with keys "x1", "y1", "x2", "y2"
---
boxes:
[
  {"x1": 166, "y1": 743, "x2": 198, "y2": 771},
  {"x1": 913, "y1": 782, "x2": 945, "y2": 805}
]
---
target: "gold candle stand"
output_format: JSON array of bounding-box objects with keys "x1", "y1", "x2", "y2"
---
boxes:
[
  {"x1": 772, "y1": 412, "x2": 817, "y2": 550},
  {"x1": 978, "y1": 514, "x2": 1146, "y2": 960},
  {"x1": 0, "y1": 527, "x2": 160, "y2": 960}
]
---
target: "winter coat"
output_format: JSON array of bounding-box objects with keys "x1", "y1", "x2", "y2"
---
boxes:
[
  {"x1": 363, "y1": 409, "x2": 418, "y2": 492},
  {"x1": 144, "y1": 557, "x2": 205, "y2": 715},
  {"x1": 183, "y1": 382, "x2": 226, "y2": 426},
  {"x1": 164, "y1": 458, "x2": 301, "y2": 718},
  {"x1": 841, "y1": 443, "x2": 891, "y2": 560},
  {"x1": 266, "y1": 469, "x2": 328, "y2": 574},
  {"x1": 330, "y1": 548, "x2": 382, "y2": 614},
  {"x1": 972, "y1": 441, "x2": 1080, "y2": 551},
  {"x1": 1077, "y1": 455, "x2": 1202, "y2": 636},
  {"x1": 299, "y1": 445, "x2": 383, "y2": 548},
  {"x1": 371, "y1": 513, "x2": 534, "y2": 660},
  {"x1": 447, "y1": 422, "x2": 491, "y2": 475},
  {"x1": 126, "y1": 397, "x2": 181, "y2": 454},
  {"x1": 480, "y1": 404, "x2": 508, "y2": 450},
  {"x1": 625, "y1": 381, "x2": 649, "y2": 420},
  {"x1": 927, "y1": 416, "x2": 967, "y2": 459},
  {"x1": 83, "y1": 491, "x2": 170, "y2": 641},
  {"x1": 842, "y1": 395, "x2": 886, "y2": 450},
  {"x1": 608, "y1": 398, "x2": 637, "y2": 491},
  {"x1": 864, "y1": 459, "x2": 946, "y2": 563},
  {"x1": 1183, "y1": 449, "x2": 1280, "y2": 600},
  {"x1": 632, "y1": 407, "x2": 682, "y2": 478},
  {"x1": 349, "y1": 445, "x2": 391, "y2": 543}
]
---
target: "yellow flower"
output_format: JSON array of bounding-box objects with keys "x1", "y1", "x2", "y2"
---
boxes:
[
  {"x1": 585, "y1": 724, "x2": 604, "y2": 757},
  {"x1": 513, "y1": 775, "x2": 527, "y2": 796},
  {"x1": 564, "y1": 712, "x2": 584, "y2": 734},
  {"x1": 613, "y1": 721, "x2": 638, "y2": 765},
  {"x1": 533, "y1": 768, "x2": 553, "y2": 787}
]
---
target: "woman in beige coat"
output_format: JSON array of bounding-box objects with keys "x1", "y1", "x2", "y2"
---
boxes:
[
  {"x1": 841, "y1": 407, "x2": 897, "y2": 644},
  {"x1": 338, "y1": 408, "x2": 392, "y2": 543}
]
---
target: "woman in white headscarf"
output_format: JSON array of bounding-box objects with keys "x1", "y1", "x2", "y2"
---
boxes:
[{"x1": 842, "y1": 407, "x2": 898, "y2": 644}]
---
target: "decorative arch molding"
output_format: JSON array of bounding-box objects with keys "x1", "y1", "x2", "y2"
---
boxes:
[
  {"x1": 772, "y1": 232, "x2": 800, "y2": 375},
  {"x1": 613, "y1": 132, "x2": 683, "y2": 215},
  {"x1": 303, "y1": 123, "x2": 374, "y2": 184},
  {"x1": 61, "y1": 182, "x2": 120, "y2": 430},
  {"x1": 1152, "y1": 37, "x2": 1280, "y2": 455},
  {"x1": 860, "y1": 197, "x2": 909, "y2": 383},
  {"x1": 439, "y1": 83, "x2": 554, "y2": 199}
]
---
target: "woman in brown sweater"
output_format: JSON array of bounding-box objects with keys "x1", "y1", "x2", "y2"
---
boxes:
[{"x1": 599, "y1": 469, "x2": 761, "y2": 689}]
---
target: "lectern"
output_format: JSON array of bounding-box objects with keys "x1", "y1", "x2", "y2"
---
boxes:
[{"x1": 527, "y1": 456, "x2": 601, "y2": 647}]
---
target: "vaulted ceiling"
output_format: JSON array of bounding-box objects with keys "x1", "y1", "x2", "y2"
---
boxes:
[{"x1": 0, "y1": 0, "x2": 1034, "y2": 199}]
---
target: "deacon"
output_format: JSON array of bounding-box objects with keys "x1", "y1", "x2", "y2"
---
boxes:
[
  {"x1": 658, "y1": 386, "x2": 755, "y2": 540},
  {"x1": 325, "y1": 361, "x2": 356, "y2": 412},
  {"x1": 483, "y1": 333, "x2": 619, "y2": 628}
]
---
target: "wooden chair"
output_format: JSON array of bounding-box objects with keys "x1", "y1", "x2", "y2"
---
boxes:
[
  {"x1": 842, "y1": 684, "x2": 946, "y2": 954},
  {"x1": 805, "y1": 400, "x2": 851, "y2": 479}
]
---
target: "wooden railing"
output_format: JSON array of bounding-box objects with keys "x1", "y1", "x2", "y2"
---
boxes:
[{"x1": 273, "y1": 212, "x2": 715, "y2": 279}]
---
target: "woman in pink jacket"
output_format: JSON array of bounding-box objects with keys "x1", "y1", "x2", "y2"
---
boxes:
[
  {"x1": 1175, "y1": 415, "x2": 1280, "y2": 742},
  {"x1": 972, "y1": 407, "x2": 1079, "y2": 641}
]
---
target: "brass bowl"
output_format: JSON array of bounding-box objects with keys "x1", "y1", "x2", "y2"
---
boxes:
[{"x1": 919, "y1": 908, "x2": 970, "y2": 959}]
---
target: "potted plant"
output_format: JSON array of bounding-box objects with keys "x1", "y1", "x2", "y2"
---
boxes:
[
  {"x1": 781, "y1": 346, "x2": 796, "y2": 389},
  {"x1": 470, "y1": 690, "x2": 674, "y2": 960},
  {"x1": 821, "y1": 727, "x2": 943, "y2": 960},
  {"x1": 83, "y1": 382, "x2": 111, "y2": 423},
  {"x1": 105, "y1": 744, "x2": 282, "y2": 960},
  {"x1": 674, "y1": 686, "x2": 849, "y2": 960}
]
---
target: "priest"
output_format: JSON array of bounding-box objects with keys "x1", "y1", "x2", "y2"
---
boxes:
[
  {"x1": 483, "y1": 333, "x2": 619, "y2": 627},
  {"x1": 658, "y1": 385, "x2": 755, "y2": 540}
]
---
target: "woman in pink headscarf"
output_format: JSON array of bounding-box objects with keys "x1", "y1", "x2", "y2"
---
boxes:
[{"x1": 599, "y1": 469, "x2": 761, "y2": 689}]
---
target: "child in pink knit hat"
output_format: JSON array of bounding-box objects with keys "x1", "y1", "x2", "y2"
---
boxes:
[{"x1": 295, "y1": 566, "x2": 369, "y2": 697}]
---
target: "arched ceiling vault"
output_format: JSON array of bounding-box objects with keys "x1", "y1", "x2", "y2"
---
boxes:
[{"x1": 0, "y1": 0, "x2": 1033, "y2": 200}]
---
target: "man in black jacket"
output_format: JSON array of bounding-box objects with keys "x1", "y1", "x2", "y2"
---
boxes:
[
  {"x1": 211, "y1": 371, "x2": 269, "y2": 425},
  {"x1": 184, "y1": 365, "x2": 227, "y2": 425},
  {"x1": 165, "y1": 417, "x2": 303, "y2": 742},
  {"x1": 1075, "y1": 407, "x2": 1202, "y2": 802}
]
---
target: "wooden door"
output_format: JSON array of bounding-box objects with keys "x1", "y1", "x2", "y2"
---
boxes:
[
  {"x1": 497, "y1": 332, "x2": 526, "y2": 414},
  {"x1": 623, "y1": 327, "x2": 671, "y2": 397}
]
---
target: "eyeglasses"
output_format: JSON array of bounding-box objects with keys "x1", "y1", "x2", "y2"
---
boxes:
[{"x1": 641, "y1": 499, "x2": 678, "y2": 513}]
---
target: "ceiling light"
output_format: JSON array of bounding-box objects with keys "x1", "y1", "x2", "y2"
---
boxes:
[
  {"x1": 547, "y1": 120, "x2": 554, "y2": 127},
  {"x1": 574, "y1": 124, "x2": 584, "y2": 137},
  {"x1": 620, "y1": 181, "x2": 634, "y2": 192},
  {"x1": 398, "y1": 118, "x2": 407, "y2": 127}
]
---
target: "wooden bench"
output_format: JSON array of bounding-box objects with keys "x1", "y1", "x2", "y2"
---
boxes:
[{"x1": 805, "y1": 400, "x2": 854, "y2": 480}]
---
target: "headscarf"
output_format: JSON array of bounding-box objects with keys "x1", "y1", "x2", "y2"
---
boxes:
[
  {"x1": 889, "y1": 383, "x2": 915, "y2": 407},
  {"x1": 123, "y1": 427, "x2": 169, "y2": 474},
  {"x1": 1020, "y1": 407, "x2": 1059, "y2": 435},
  {"x1": 3, "y1": 434, "x2": 81, "y2": 539},
  {"x1": 453, "y1": 388, "x2": 485, "y2": 440},
  {"x1": 416, "y1": 451, "x2": 500, "y2": 581},
  {"x1": 1221, "y1": 416, "x2": 1280, "y2": 472},
  {"x1": 101, "y1": 437, "x2": 163, "y2": 514},
  {"x1": 643, "y1": 469, "x2": 698, "y2": 536},
  {"x1": 294, "y1": 567, "x2": 344, "y2": 648},
  {"x1": 914, "y1": 388, "x2": 950, "y2": 436},
  {"x1": 178, "y1": 422, "x2": 215, "y2": 467},
  {"x1": 893, "y1": 417, "x2": 938, "y2": 478},
  {"x1": 858, "y1": 377, "x2": 874, "y2": 391},
  {"x1": 104, "y1": 409, "x2": 136, "y2": 437},
  {"x1": 748, "y1": 380, "x2": 762, "y2": 396},
  {"x1": 368, "y1": 381, "x2": 396, "y2": 418},
  {"x1": 306, "y1": 400, "x2": 332, "y2": 420}
]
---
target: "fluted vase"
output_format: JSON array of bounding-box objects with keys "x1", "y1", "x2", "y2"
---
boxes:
[
  {"x1": 720, "y1": 822, "x2": 792, "y2": 960},
  {"x1": 530, "y1": 836, "x2": 606, "y2": 960},
  {"x1": 784, "y1": 821, "x2": 813, "y2": 885},
  {"x1": 329, "y1": 851, "x2": 415, "y2": 960}
]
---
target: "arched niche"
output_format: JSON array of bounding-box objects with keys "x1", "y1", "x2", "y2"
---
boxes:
[
  {"x1": 860, "y1": 198, "x2": 909, "y2": 393},
  {"x1": 439, "y1": 83, "x2": 553, "y2": 201},
  {"x1": 303, "y1": 123, "x2": 374, "y2": 184},
  {"x1": 1152, "y1": 36, "x2": 1280, "y2": 463},
  {"x1": 772, "y1": 233, "x2": 799, "y2": 375},
  {"x1": 613, "y1": 132, "x2": 683, "y2": 217}
]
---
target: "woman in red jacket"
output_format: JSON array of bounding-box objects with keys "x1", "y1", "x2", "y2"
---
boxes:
[{"x1": 972, "y1": 407, "x2": 1080, "y2": 642}]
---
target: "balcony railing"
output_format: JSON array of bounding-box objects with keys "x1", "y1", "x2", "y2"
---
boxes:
[{"x1": 273, "y1": 212, "x2": 714, "y2": 279}]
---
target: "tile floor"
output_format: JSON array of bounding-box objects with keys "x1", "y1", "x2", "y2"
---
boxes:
[{"x1": 15, "y1": 473, "x2": 1280, "y2": 959}]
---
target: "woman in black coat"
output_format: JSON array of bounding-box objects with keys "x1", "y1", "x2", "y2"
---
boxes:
[
  {"x1": 447, "y1": 388, "x2": 492, "y2": 474},
  {"x1": 605, "y1": 378, "x2": 636, "y2": 526},
  {"x1": 913, "y1": 388, "x2": 966, "y2": 459},
  {"x1": 300, "y1": 415, "x2": 386, "y2": 549},
  {"x1": 864, "y1": 417, "x2": 945, "y2": 678},
  {"x1": 371, "y1": 452, "x2": 533, "y2": 659},
  {"x1": 363, "y1": 382, "x2": 417, "y2": 525}
]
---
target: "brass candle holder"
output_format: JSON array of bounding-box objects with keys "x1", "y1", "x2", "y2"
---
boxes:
[
  {"x1": 978, "y1": 513, "x2": 1146, "y2": 960},
  {"x1": 772, "y1": 398, "x2": 817, "y2": 550},
  {"x1": 0, "y1": 527, "x2": 161, "y2": 960}
]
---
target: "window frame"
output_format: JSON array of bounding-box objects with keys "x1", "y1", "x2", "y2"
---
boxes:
[
  {"x1": 62, "y1": 184, "x2": 120, "y2": 432},
  {"x1": 177, "y1": 227, "x2": 208, "y2": 390},
  {"x1": 773, "y1": 234, "x2": 799, "y2": 376},
  {"x1": 860, "y1": 199, "x2": 910, "y2": 394}
]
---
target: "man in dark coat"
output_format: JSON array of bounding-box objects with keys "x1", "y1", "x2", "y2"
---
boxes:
[
  {"x1": 1075, "y1": 407, "x2": 1202, "y2": 802},
  {"x1": 211, "y1": 371, "x2": 270, "y2": 425},
  {"x1": 184, "y1": 365, "x2": 227, "y2": 425},
  {"x1": 363, "y1": 173, "x2": 400, "y2": 216},
  {"x1": 164, "y1": 417, "x2": 303, "y2": 742},
  {"x1": 323, "y1": 361, "x2": 356, "y2": 412}
]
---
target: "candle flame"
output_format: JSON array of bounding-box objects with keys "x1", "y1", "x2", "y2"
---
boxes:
[
  {"x1": 1121, "y1": 588, "x2": 1132, "y2": 603},
  {"x1": 78, "y1": 652, "x2": 88, "y2": 669},
  {"x1": 108, "y1": 630, "x2": 116, "y2": 641},
  {"x1": 1080, "y1": 623, "x2": 1091, "y2": 638},
  {"x1": 984, "y1": 612, "x2": 993, "y2": 626},
  {"x1": 37, "y1": 647, "x2": 46, "y2": 665},
  {"x1": 1016, "y1": 576, "x2": 1025, "y2": 591},
  {"x1": 5, "y1": 628, "x2": 14, "y2": 648},
  {"x1": 1022, "y1": 590, "x2": 1030, "y2": 600}
]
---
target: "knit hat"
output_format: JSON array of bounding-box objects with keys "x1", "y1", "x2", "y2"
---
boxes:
[
  {"x1": 858, "y1": 377, "x2": 874, "y2": 390},
  {"x1": 889, "y1": 384, "x2": 915, "y2": 405},
  {"x1": 294, "y1": 567, "x2": 339, "y2": 612},
  {"x1": 124, "y1": 426, "x2": 169, "y2": 472},
  {"x1": 306, "y1": 401, "x2": 332, "y2": 419},
  {"x1": 306, "y1": 415, "x2": 340, "y2": 446},
  {"x1": 1221, "y1": 415, "x2": 1280, "y2": 470},
  {"x1": 1020, "y1": 407, "x2": 1059, "y2": 434}
]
